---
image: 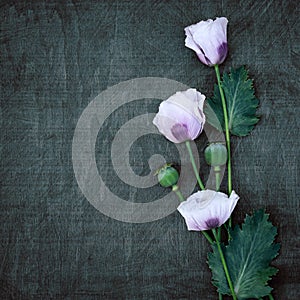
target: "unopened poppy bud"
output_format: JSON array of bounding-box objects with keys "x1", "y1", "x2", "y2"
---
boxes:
[
  {"x1": 204, "y1": 143, "x2": 227, "y2": 167},
  {"x1": 153, "y1": 89, "x2": 206, "y2": 143},
  {"x1": 156, "y1": 164, "x2": 179, "y2": 187}
]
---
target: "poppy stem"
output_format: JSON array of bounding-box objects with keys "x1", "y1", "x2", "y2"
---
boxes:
[
  {"x1": 214, "y1": 166, "x2": 221, "y2": 191},
  {"x1": 268, "y1": 294, "x2": 274, "y2": 300},
  {"x1": 215, "y1": 167, "x2": 222, "y2": 241},
  {"x1": 185, "y1": 141, "x2": 205, "y2": 190},
  {"x1": 172, "y1": 185, "x2": 185, "y2": 202},
  {"x1": 212, "y1": 228, "x2": 237, "y2": 300},
  {"x1": 202, "y1": 231, "x2": 213, "y2": 245},
  {"x1": 214, "y1": 65, "x2": 232, "y2": 196}
]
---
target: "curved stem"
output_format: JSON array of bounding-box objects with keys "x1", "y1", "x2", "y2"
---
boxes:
[
  {"x1": 172, "y1": 185, "x2": 185, "y2": 202},
  {"x1": 185, "y1": 141, "x2": 205, "y2": 190},
  {"x1": 214, "y1": 65, "x2": 232, "y2": 195},
  {"x1": 212, "y1": 229, "x2": 237, "y2": 300},
  {"x1": 202, "y1": 231, "x2": 213, "y2": 245},
  {"x1": 268, "y1": 294, "x2": 274, "y2": 300}
]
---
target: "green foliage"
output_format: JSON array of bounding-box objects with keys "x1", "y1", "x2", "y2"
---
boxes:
[
  {"x1": 208, "y1": 210, "x2": 280, "y2": 299},
  {"x1": 205, "y1": 66, "x2": 260, "y2": 136}
]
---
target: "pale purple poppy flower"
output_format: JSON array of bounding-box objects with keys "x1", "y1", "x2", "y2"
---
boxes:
[
  {"x1": 177, "y1": 190, "x2": 239, "y2": 231},
  {"x1": 153, "y1": 89, "x2": 205, "y2": 143},
  {"x1": 185, "y1": 17, "x2": 228, "y2": 66}
]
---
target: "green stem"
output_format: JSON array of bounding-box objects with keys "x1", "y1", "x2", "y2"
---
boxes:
[
  {"x1": 218, "y1": 292, "x2": 223, "y2": 300},
  {"x1": 215, "y1": 167, "x2": 222, "y2": 240},
  {"x1": 268, "y1": 294, "x2": 274, "y2": 300},
  {"x1": 212, "y1": 229, "x2": 237, "y2": 300},
  {"x1": 202, "y1": 231, "x2": 213, "y2": 245},
  {"x1": 214, "y1": 65, "x2": 232, "y2": 195},
  {"x1": 172, "y1": 185, "x2": 185, "y2": 202},
  {"x1": 185, "y1": 141, "x2": 205, "y2": 190},
  {"x1": 217, "y1": 226, "x2": 221, "y2": 241},
  {"x1": 214, "y1": 166, "x2": 221, "y2": 191}
]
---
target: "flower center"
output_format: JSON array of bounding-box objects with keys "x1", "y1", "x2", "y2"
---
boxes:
[
  {"x1": 205, "y1": 218, "x2": 220, "y2": 230},
  {"x1": 171, "y1": 123, "x2": 189, "y2": 142}
]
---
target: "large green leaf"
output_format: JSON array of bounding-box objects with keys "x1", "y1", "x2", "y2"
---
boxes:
[
  {"x1": 208, "y1": 210, "x2": 280, "y2": 299},
  {"x1": 205, "y1": 66, "x2": 260, "y2": 136}
]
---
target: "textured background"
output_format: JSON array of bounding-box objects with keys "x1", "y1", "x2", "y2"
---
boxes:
[{"x1": 1, "y1": 0, "x2": 299, "y2": 299}]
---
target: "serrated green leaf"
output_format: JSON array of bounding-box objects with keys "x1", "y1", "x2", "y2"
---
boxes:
[
  {"x1": 208, "y1": 243, "x2": 230, "y2": 295},
  {"x1": 208, "y1": 210, "x2": 280, "y2": 299},
  {"x1": 203, "y1": 100, "x2": 224, "y2": 132},
  {"x1": 205, "y1": 66, "x2": 260, "y2": 137}
]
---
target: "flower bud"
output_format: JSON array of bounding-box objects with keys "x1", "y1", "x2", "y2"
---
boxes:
[
  {"x1": 153, "y1": 89, "x2": 206, "y2": 143},
  {"x1": 204, "y1": 143, "x2": 227, "y2": 167},
  {"x1": 156, "y1": 164, "x2": 179, "y2": 187}
]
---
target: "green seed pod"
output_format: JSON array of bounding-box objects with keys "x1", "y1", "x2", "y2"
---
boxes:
[
  {"x1": 204, "y1": 143, "x2": 228, "y2": 167},
  {"x1": 156, "y1": 164, "x2": 179, "y2": 187}
]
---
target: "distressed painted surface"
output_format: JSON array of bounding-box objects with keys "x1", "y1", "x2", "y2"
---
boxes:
[{"x1": 1, "y1": 0, "x2": 299, "y2": 299}]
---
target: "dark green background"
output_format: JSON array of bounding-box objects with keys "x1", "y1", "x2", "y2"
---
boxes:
[{"x1": 1, "y1": 0, "x2": 299, "y2": 299}]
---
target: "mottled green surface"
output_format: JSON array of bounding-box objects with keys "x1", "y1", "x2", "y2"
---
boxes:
[{"x1": 1, "y1": 0, "x2": 299, "y2": 299}]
